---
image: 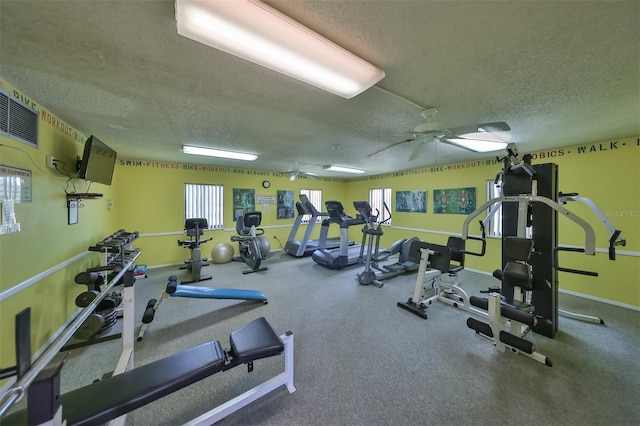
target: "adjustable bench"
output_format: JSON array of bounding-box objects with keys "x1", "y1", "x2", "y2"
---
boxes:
[{"x1": 3, "y1": 317, "x2": 295, "y2": 425}]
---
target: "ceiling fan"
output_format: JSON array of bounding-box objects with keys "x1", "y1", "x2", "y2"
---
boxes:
[
  {"x1": 369, "y1": 108, "x2": 512, "y2": 161},
  {"x1": 285, "y1": 163, "x2": 318, "y2": 181}
]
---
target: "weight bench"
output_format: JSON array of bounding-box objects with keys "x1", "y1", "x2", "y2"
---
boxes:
[
  {"x1": 138, "y1": 276, "x2": 268, "y2": 341},
  {"x1": 3, "y1": 317, "x2": 295, "y2": 425}
]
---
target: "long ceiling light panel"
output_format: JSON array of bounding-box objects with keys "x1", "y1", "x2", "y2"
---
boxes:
[
  {"x1": 323, "y1": 165, "x2": 365, "y2": 174},
  {"x1": 175, "y1": 0, "x2": 385, "y2": 99},
  {"x1": 183, "y1": 145, "x2": 258, "y2": 161}
]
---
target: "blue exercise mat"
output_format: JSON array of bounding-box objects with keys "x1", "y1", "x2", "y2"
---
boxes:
[{"x1": 171, "y1": 285, "x2": 267, "y2": 301}]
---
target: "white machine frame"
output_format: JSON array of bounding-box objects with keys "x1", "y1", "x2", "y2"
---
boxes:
[{"x1": 185, "y1": 331, "x2": 296, "y2": 426}]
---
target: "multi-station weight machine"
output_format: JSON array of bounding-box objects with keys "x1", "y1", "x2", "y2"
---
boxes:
[
  {"x1": 400, "y1": 143, "x2": 625, "y2": 365},
  {"x1": 467, "y1": 145, "x2": 625, "y2": 364}
]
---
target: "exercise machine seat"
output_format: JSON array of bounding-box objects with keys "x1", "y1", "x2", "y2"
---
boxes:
[
  {"x1": 236, "y1": 212, "x2": 263, "y2": 237},
  {"x1": 230, "y1": 316, "x2": 284, "y2": 363},
  {"x1": 185, "y1": 218, "x2": 208, "y2": 237},
  {"x1": 499, "y1": 237, "x2": 534, "y2": 291},
  {"x1": 446, "y1": 236, "x2": 465, "y2": 273},
  {"x1": 502, "y1": 262, "x2": 532, "y2": 289}
]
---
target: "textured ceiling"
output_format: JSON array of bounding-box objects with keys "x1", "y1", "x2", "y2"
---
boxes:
[{"x1": 1, "y1": 0, "x2": 638, "y2": 178}]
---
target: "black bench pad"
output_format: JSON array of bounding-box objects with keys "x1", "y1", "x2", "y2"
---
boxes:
[
  {"x1": 65, "y1": 340, "x2": 224, "y2": 425},
  {"x1": 230, "y1": 317, "x2": 284, "y2": 363},
  {"x1": 3, "y1": 340, "x2": 225, "y2": 426},
  {"x1": 4, "y1": 317, "x2": 284, "y2": 426}
]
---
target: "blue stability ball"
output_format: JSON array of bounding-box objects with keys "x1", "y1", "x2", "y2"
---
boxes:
[
  {"x1": 211, "y1": 242, "x2": 234, "y2": 264},
  {"x1": 257, "y1": 235, "x2": 271, "y2": 258}
]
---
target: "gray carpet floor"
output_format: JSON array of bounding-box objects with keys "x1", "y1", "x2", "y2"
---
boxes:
[{"x1": 57, "y1": 251, "x2": 640, "y2": 425}]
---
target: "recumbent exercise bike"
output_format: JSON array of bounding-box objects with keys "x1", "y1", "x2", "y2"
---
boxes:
[{"x1": 231, "y1": 211, "x2": 268, "y2": 274}]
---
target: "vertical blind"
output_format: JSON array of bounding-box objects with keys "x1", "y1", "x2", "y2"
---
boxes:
[
  {"x1": 486, "y1": 179, "x2": 502, "y2": 237},
  {"x1": 369, "y1": 188, "x2": 392, "y2": 225},
  {"x1": 184, "y1": 183, "x2": 224, "y2": 229},
  {"x1": 485, "y1": 179, "x2": 532, "y2": 238},
  {"x1": 300, "y1": 189, "x2": 322, "y2": 224}
]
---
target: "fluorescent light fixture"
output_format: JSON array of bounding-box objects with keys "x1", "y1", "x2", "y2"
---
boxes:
[
  {"x1": 175, "y1": 0, "x2": 385, "y2": 99},
  {"x1": 323, "y1": 165, "x2": 365, "y2": 174},
  {"x1": 444, "y1": 138, "x2": 508, "y2": 153},
  {"x1": 182, "y1": 145, "x2": 258, "y2": 161}
]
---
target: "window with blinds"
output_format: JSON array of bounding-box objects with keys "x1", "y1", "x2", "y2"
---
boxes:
[
  {"x1": 485, "y1": 179, "x2": 532, "y2": 238},
  {"x1": 369, "y1": 188, "x2": 392, "y2": 225},
  {"x1": 184, "y1": 183, "x2": 224, "y2": 229},
  {"x1": 486, "y1": 179, "x2": 502, "y2": 238},
  {"x1": 300, "y1": 189, "x2": 322, "y2": 224}
]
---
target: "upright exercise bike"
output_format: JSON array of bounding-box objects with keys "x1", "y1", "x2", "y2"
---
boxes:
[
  {"x1": 231, "y1": 211, "x2": 268, "y2": 274},
  {"x1": 177, "y1": 218, "x2": 212, "y2": 283}
]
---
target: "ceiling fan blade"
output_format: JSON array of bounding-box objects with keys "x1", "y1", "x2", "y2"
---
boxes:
[
  {"x1": 408, "y1": 140, "x2": 425, "y2": 161},
  {"x1": 408, "y1": 144, "x2": 422, "y2": 161},
  {"x1": 368, "y1": 138, "x2": 415, "y2": 157},
  {"x1": 449, "y1": 121, "x2": 511, "y2": 138}
]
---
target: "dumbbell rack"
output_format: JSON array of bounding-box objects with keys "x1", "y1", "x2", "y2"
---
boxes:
[
  {"x1": 63, "y1": 230, "x2": 141, "y2": 370},
  {"x1": 0, "y1": 232, "x2": 142, "y2": 425}
]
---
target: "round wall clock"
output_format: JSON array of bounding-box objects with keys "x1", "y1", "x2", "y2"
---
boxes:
[{"x1": 262, "y1": 180, "x2": 271, "y2": 189}]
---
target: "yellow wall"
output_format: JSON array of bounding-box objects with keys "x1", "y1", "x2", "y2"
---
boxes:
[
  {"x1": 112, "y1": 162, "x2": 348, "y2": 267},
  {"x1": 1, "y1": 76, "x2": 638, "y2": 386},
  {"x1": 0, "y1": 78, "x2": 117, "y2": 379}
]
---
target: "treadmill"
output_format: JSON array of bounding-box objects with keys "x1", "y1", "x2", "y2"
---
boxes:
[
  {"x1": 311, "y1": 200, "x2": 366, "y2": 269},
  {"x1": 284, "y1": 195, "x2": 347, "y2": 257}
]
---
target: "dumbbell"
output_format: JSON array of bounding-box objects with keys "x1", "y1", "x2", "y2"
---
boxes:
[
  {"x1": 75, "y1": 290, "x2": 99, "y2": 307},
  {"x1": 73, "y1": 313, "x2": 105, "y2": 339},
  {"x1": 97, "y1": 292, "x2": 122, "y2": 310},
  {"x1": 74, "y1": 271, "x2": 105, "y2": 287}
]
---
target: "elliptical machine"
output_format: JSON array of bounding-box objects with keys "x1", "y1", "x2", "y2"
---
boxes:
[
  {"x1": 231, "y1": 211, "x2": 269, "y2": 275},
  {"x1": 177, "y1": 218, "x2": 212, "y2": 283},
  {"x1": 355, "y1": 201, "x2": 413, "y2": 288}
]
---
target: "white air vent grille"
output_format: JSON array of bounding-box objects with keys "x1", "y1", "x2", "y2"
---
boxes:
[{"x1": 0, "y1": 88, "x2": 39, "y2": 148}]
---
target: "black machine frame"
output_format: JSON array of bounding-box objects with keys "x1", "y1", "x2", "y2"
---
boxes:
[
  {"x1": 177, "y1": 218, "x2": 212, "y2": 284},
  {"x1": 461, "y1": 143, "x2": 624, "y2": 347}
]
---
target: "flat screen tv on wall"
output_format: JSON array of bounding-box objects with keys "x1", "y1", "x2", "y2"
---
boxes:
[{"x1": 78, "y1": 135, "x2": 117, "y2": 185}]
